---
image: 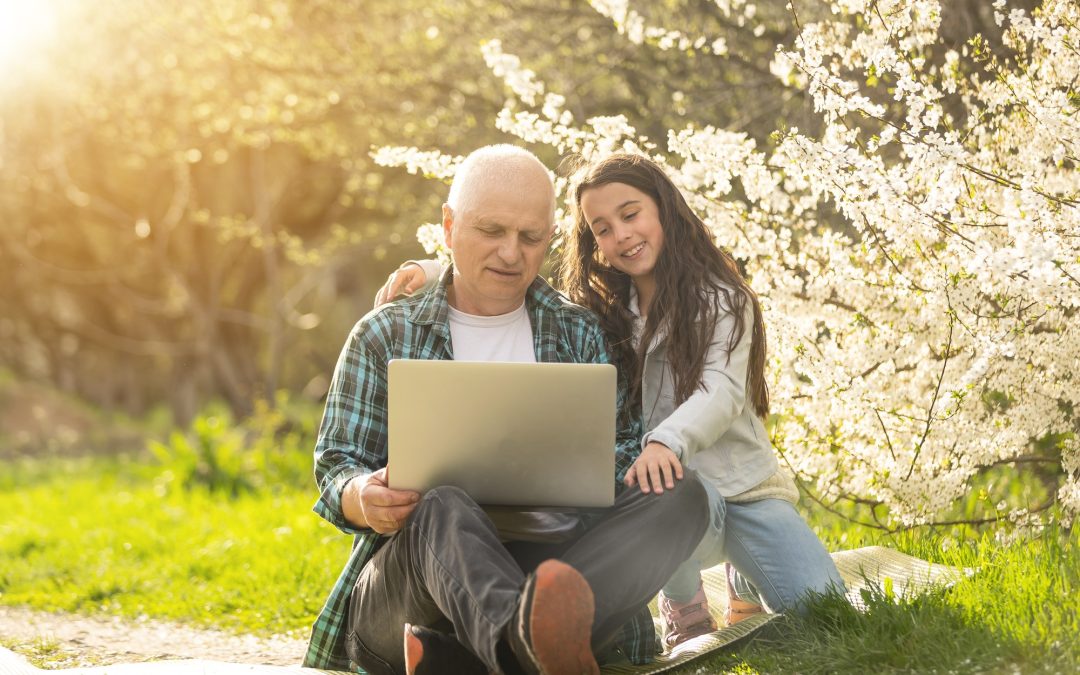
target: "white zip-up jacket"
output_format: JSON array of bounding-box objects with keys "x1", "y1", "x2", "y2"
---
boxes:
[{"x1": 633, "y1": 284, "x2": 778, "y2": 497}]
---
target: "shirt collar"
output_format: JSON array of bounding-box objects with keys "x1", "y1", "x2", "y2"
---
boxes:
[{"x1": 408, "y1": 264, "x2": 565, "y2": 332}]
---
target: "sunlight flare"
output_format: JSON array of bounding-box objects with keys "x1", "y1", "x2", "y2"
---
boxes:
[{"x1": 0, "y1": 1, "x2": 61, "y2": 76}]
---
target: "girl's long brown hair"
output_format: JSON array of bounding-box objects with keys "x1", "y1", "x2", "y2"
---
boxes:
[{"x1": 562, "y1": 153, "x2": 769, "y2": 418}]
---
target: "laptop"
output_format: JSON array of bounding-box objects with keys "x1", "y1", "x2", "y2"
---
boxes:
[{"x1": 387, "y1": 360, "x2": 616, "y2": 508}]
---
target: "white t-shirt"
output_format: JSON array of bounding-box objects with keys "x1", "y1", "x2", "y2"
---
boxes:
[
  {"x1": 448, "y1": 303, "x2": 536, "y2": 363},
  {"x1": 447, "y1": 301, "x2": 581, "y2": 543}
]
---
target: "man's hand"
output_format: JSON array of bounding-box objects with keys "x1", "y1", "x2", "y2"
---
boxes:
[
  {"x1": 343, "y1": 468, "x2": 420, "y2": 534},
  {"x1": 624, "y1": 442, "x2": 683, "y2": 494},
  {"x1": 374, "y1": 263, "x2": 428, "y2": 308}
]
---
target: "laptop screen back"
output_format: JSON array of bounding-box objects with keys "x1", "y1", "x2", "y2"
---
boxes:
[{"x1": 387, "y1": 360, "x2": 616, "y2": 508}]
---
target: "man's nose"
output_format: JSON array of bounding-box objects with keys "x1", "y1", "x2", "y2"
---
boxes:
[{"x1": 496, "y1": 238, "x2": 522, "y2": 264}]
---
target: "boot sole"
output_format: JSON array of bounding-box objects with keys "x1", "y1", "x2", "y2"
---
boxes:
[{"x1": 528, "y1": 560, "x2": 599, "y2": 675}]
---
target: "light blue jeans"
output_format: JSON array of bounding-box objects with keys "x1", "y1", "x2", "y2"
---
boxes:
[{"x1": 663, "y1": 474, "x2": 846, "y2": 613}]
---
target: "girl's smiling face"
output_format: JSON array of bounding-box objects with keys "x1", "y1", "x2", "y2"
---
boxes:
[{"x1": 579, "y1": 182, "x2": 666, "y2": 285}]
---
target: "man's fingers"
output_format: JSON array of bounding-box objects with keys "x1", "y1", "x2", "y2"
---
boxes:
[
  {"x1": 382, "y1": 489, "x2": 420, "y2": 506},
  {"x1": 378, "y1": 502, "x2": 418, "y2": 525},
  {"x1": 363, "y1": 485, "x2": 419, "y2": 508},
  {"x1": 673, "y1": 458, "x2": 684, "y2": 481},
  {"x1": 366, "y1": 495, "x2": 420, "y2": 534},
  {"x1": 371, "y1": 519, "x2": 400, "y2": 535}
]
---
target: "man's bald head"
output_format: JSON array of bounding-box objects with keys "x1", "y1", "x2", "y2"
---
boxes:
[{"x1": 446, "y1": 145, "x2": 555, "y2": 225}]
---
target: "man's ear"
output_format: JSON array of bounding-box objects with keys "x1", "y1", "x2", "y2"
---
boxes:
[{"x1": 442, "y1": 203, "x2": 454, "y2": 248}]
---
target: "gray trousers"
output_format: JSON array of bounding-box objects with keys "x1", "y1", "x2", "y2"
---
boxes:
[{"x1": 345, "y1": 474, "x2": 709, "y2": 674}]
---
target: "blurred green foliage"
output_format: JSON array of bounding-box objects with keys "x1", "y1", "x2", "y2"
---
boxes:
[{"x1": 148, "y1": 393, "x2": 318, "y2": 496}]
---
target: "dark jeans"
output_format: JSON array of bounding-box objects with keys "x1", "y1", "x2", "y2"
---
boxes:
[{"x1": 345, "y1": 472, "x2": 709, "y2": 674}]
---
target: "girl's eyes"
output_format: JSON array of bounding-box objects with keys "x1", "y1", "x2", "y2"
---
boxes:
[{"x1": 592, "y1": 211, "x2": 640, "y2": 236}]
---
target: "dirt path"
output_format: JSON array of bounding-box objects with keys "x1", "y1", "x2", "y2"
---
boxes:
[{"x1": 0, "y1": 606, "x2": 308, "y2": 669}]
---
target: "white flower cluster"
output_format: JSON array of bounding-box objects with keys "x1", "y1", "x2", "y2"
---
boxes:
[
  {"x1": 481, "y1": 40, "x2": 547, "y2": 106},
  {"x1": 760, "y1": 0, "x2": 1080, "y2": 524},
  {"x1": 370, "y1": 146, "x2": 460, "y2": 179},
  {"x1": 378, "y1": 0, "x2": 1080, "y2": 526},
  {"x1": 587, "y1": 0, "x2": 763, "y2": 55}
]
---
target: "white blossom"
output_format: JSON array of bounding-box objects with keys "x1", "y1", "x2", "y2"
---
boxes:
[
  {"x1": 589, "y1": 0, "x2": 756, "y2": 57},
  {"x1": 382, "y1": 0, "x2": 1080, "y2": 527}
]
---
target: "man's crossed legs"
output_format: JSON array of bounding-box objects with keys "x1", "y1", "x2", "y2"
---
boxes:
[{"x1": 346, "y1": 473, "x2": 709, "y2": 674}]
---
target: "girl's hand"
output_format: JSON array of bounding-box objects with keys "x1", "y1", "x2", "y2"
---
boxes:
[
  {"x1": 625, "y1": 441, "x2": 683, "y2": 494},
  {"x1": 374, "y1": 263, "x2": 428, "y2": 307}
]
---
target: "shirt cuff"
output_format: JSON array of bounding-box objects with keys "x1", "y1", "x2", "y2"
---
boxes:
[{"x1": 315, "y1": 465, "x2": 373, "y2": 536}]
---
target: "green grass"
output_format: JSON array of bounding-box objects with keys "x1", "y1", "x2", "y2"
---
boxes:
[
  {"x1": 2, "y1": 455, "x2": 1077, "y2": 673},
  {"x1": 674, "y1": 524, "x2": 1079, "y2": 674},
  {"x1": 0, "y1": 457, "x2": 348, "y2": 637}
]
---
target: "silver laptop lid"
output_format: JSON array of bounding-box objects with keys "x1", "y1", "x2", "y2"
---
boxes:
[{"x1": 387, "y1": 360, "x2": 616, "y2": 508}]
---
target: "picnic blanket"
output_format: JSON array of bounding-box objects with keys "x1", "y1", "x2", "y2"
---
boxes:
[{"x1": 0, "y1": 546, "x2": 968, "y2": 675}]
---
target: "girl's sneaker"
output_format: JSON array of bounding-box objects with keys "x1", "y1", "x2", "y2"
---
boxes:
[
  {"x1": 658, "y1": 580, "x2": 718, "y2": 649},
  {"x1": 724, "y1": 562, "x2": 764, "y2": 625}
]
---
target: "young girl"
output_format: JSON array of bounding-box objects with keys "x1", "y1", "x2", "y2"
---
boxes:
[{"x1": 379, "y1": 153, "x2": 845, "y2": 648}]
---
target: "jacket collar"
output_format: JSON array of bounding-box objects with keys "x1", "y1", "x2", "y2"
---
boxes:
[{"x1": 629, "y1": 285, "x2": 667, "y2": 354}]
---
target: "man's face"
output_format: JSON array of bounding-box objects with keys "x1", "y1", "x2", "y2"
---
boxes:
[{"x1": 443, "y1": 174, "x2": 553, "y2": 316}]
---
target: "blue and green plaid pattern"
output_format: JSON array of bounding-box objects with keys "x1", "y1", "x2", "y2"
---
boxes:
[{"x1": 303, "y1": 271, "x2": 650, "y2": 671}]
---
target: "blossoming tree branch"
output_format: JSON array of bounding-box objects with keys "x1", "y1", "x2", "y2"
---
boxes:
[{"x1": 374, "y1": 0, "x2": 1079, "y2": 529}]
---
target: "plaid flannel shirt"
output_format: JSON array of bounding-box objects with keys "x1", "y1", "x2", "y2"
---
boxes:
[{"x1": 303, "y1": 270, "x2": 652, "y2": 672}]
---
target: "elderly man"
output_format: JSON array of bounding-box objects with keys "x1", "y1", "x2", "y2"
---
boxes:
[{"x1": 304, "y1": 145, "x2": 708, "y2": 675}]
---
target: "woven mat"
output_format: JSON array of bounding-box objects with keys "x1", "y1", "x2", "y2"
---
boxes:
[
  {"x1": 0, "y1": 546, "x2": 968, "y2": 675},
  {"x1": 602, "y1": 545, "x2": 969, "y2": 674}
]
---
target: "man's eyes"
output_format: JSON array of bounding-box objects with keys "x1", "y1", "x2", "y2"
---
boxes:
[{"x1": 478, "y1": 227, "x2": 542, "y2": 244}]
